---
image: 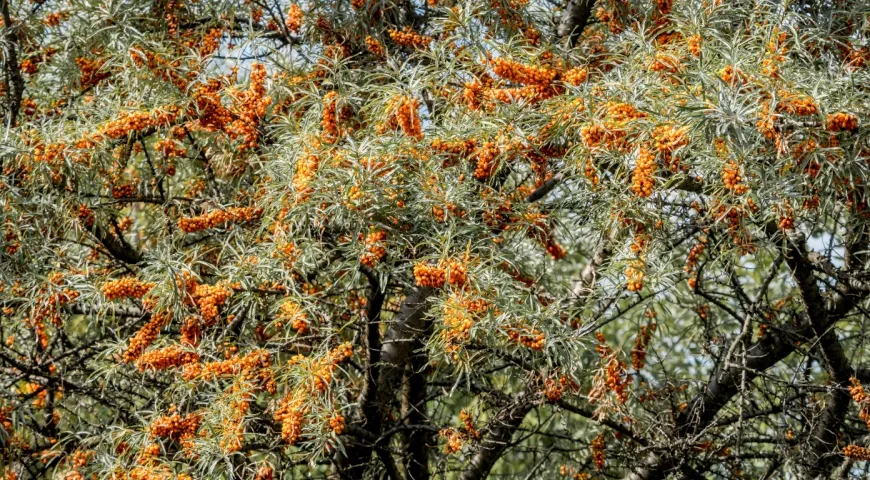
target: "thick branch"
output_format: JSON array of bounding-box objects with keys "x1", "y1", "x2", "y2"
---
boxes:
[
  {"x1": 557, "y1": 0, "x2": 596, "y2": 47},
  {"x1": 459, "y1": 395, "x2": 537, "y2": 480}
]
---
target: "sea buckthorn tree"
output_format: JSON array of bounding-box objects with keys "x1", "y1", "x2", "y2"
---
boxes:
[{"x1": 2, "y1": 0, "x2": 870, "y2": 478}]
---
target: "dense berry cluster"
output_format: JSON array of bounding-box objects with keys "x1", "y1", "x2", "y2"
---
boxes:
[
  {"x1": 826, "y1": 112, "x2": 858, "y2": 132},
  {"x1": 388, "y1": 27, "x2": 433, "y2": 49},
  {"x1": 274, "y1": 343, "x2": 353, "y2": 445},
  {"x1": 137, "y1": 345, "x2": 199, "y2": 372},
  {"x1": 631, "y1": 147, "x2": 656, "y2": 197},
  {"x1": 286, "y1": 4, "x2": 302, "y2": 33},
  {"x1": 123, "y1": 312, "x2": 172, "y2": 363},
  {"x1": 177, "y1": 207, "x2": 263, "y2": 233},
  {"x1": 102, "y1": 277, "x2": 155, "y2": 300},
  {"x1": 441, "y1": 293, "x2": 490, "y2": 355},
  {"x1": 277, "y1": 300, "x2": 309, "y2": 334},
  {"x1": 505, "y1": 322, "x2": 545, "y2": 350},
  {"x1": 631, "y1": 322, "x2": 657, "y2": 371}
]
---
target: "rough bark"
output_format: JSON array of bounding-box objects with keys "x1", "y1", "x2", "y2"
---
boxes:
[
  {"x1": 459, "y1": 396, "x2": 537, "y2": 480},
  {"x1": 557, "y1": 0, "x2": 596, "y2": 47},
  {"x1": 1, "y1": 0, "x2": 24, "y2": 128}
]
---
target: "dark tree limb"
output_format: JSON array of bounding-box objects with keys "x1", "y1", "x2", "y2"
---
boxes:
[
  {"x1": 557, "y1": 0, "x2": 596, "y2": 47},
  {"x1": 459, "y1": 394, "x2": 538, "y2": 480},
  {"x1": 1, "y1": 0, "x2": 24, "y2": 128}
]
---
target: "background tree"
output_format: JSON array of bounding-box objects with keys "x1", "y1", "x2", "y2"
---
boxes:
[{"x1": 1, "y1": 0, "x2": 870, "y2": 479}]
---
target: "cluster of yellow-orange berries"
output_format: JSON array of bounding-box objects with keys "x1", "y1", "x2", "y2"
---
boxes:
[
  {"x1": 492, "y1": 57, "x2": 556, "y2": 86},
  {"x1": 652, "y1": 124, "x2": 688, "y2": 170},
  {"x1": 591, "y1": 332, "x2": 629, "y2": 405},
  {"x1": 850, "y1": 377, "x2": 870, "y2": 429},
  {"x1": 687, "y1": 34, "x2": 702, "y2": 56},
  {"x1": 274, "y1": 343, "x2": 353, "y2": 445},
  {"x1": 438, "y1": 410, "x2": 480, "y2": 454},
  {"x1": 380, "y1": 96, "x2": 422, "y2": 139},
  {"x1": 365, "y1": 36, "x2": 384, "y2": 56},
  {"x1": 321, "y1": 91, "x2": 341, "y2": 142},
  {"x1": 154, "y1": 138, "x2": 186, "y2": 159},
  {"x1": 230, "y1": 63, "x2": 272, "y2": 151},
  {"x1": 774, "y1": 91, "x2": 818, "y2": 117},
  {"x1": 562, "y1": 67, "x2": 588, "y2": 85},
  {"x1": 591, "y1": 433, "x2": 606, "y2": 470},
  {"x1": 631, "y1": 322, "x2": 657, "y2": 371},
  {"x1": 685, "y1": 235, "x2": 707, "y2": 290},
  {"x1": 192, "y1": 283, "x2": 233, "y2": 323},
  {"x1": 149, "y1": 412, "x2": 201, "y2": 441},
  {"x1": 388, "y1": 27, "x2": 433, "y2": 49},
  {"x1": 721, "y1": 161, "x2": 748, "y2": 195},
  {"x1": 360, "y1": 230, "x2": 388, "y2": 267},
  {"x1": 826, "y1": 112, "x2": 858, "y2": 132},
  {"x1": 541, "y1": 374, "x2": 576, "y2": 402},
  {"x1": 775, "y1": 201, "x2": 794, "y2": 230},
  {"x1": 441, "y1": 292, "x2": 489, "y2": 355},
  {"x1": 631, "y1": 147, "x2": 656, "y2": 197},
  {"x1": 123, "y1": 312, "x2": 171, "y2": 363},
  {"x1": 506, "y1": 322, "x2": 546, "y2": 350},
  {"x1": 843, "y1": 444, "x2": 870, "y2": 460},
  {"x1": 183, "y1": 349, "x2": 274, "y2": 392},
  {"x1": 414, "y1": 258, "x2": 467, "y2": 288},
  {"x1": 178, "y1": 206, "x2": 263, "y2": 233},
  {"x1": 625, "y1": 259, "x2": 645, "y2": 292},
  {"x1": 293, "y1": 152, "x2": 320, "y2": 198},
  {"x1": 277, "y1": 300, "x2": 309, "y2": 334},
  {"x1": 472, "y1": 141, "x2": 501, "y2": 179},
  {"x1": 99, "y1": 106, "x2": 181, "y2": 141},
  {"x1": 75, "y1": 56, "x2": 111, "y2": 90},
  {"x1": 286, "y1": 4, "x2": 302, "y2": 33},
  {"x1": 559, "y1": 464, "x2": 591, "y2": 480},
  {"x1": 137, "y1": 345, "x2": 199, "y2": 372},
  {"x1": 103, "y1": 277, "x2": 155, "y2": 300}
]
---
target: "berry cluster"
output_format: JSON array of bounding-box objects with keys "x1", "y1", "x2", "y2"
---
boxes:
[
  {"x1": 687, "y1": 34, "x2": 702, "y2": 56},
  {"x1": 388, "y1": 27, "x2": 433, "y2": 49},
  {"x1": 505, "y1": 322, "x2": 545, "y2": 350},
  {"x1": 192, "y1": 283, "x2": 232, "y2": 323},
  {"x1": 775, "y1": 91, "x2": 818, "y2": 116},
  {"x1": 843, "y1": 444, "x2": 870, "y2": 460},
  {"x1": 849, "y1": 377, "x2": 870, "y2": 429},
  {"x1": 102, "y1": 277, "x2": 155, "y2": 301},
  {"x1": 826, "y1": 112, "x2": 858, "y2": 132},
  {"x1": 591, "y1": 433, "x2": 606, "y2": 470},
  {"x1": 684, "y1": 235, "x2": 707, "y2": 290},
  {"x1": 365, "y1": 36, "x2": 384, "y2": 56},
  {"x1": 293, "y1": 152, "x2": 321, "y2": 199},
  {"x1": 277, "y1": 300, "x2": 309, "y2": 334},
  {"x1": 321, "y1": 91, "x2": 341, "y2": 142},
  {"x1": 99, "y1": 106, "x2": 181, "y2": 141},
  {"x1": 274, "y1": 343, "x2": 353, "y2": 444},
  {"x1": 492, "y1": 58, "x2": 556, "y2": 86},
  {"x1": 414, "y1": 258, "x2": 467, "y2": 288},
  {"x1": 149, "y1": 412, "x2": 201, "y2": 441},
  {"x1": 631, "y1": 147, "x2": 656, "y2": 197},
  {"x1": 286, "y1": 4, "x2": 302, "y2": 34},
  {"x1": 721, "y1": 161, "x2": 748, "y2": 194},
  {"x1": 625, "y1": 259, "x2": 645, "y2": 292},
  {"x1": 652, "y1": 124, "x2": 688, "y2": 171},
  {"x1": 123, "y1": 312, "x2": 171, "y2": 363},
  {"x1": 441, "y1": 292, "x2": 489, "y2": 355},
  {"x1": 631, "y1": 322, "x2": 657, "y2": 371},
  {"x1": 380, "y1": 96, "x2": 422, "y2": 139},
  {"x1": 360, "y1": 230, "x2": 388, "y2": 268},
  {"x1": 562, "y1": 67, "x2": 588, "y2": 86},
  {"x1": 183, "y1": 349, "x2": 276, "y2": 393},
  {"x1": 137, "y1": 345, "x2": 199, "y2": 372},
  {"x1": 178, "y1": 206, "x2": 263, "y2": 233}
]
